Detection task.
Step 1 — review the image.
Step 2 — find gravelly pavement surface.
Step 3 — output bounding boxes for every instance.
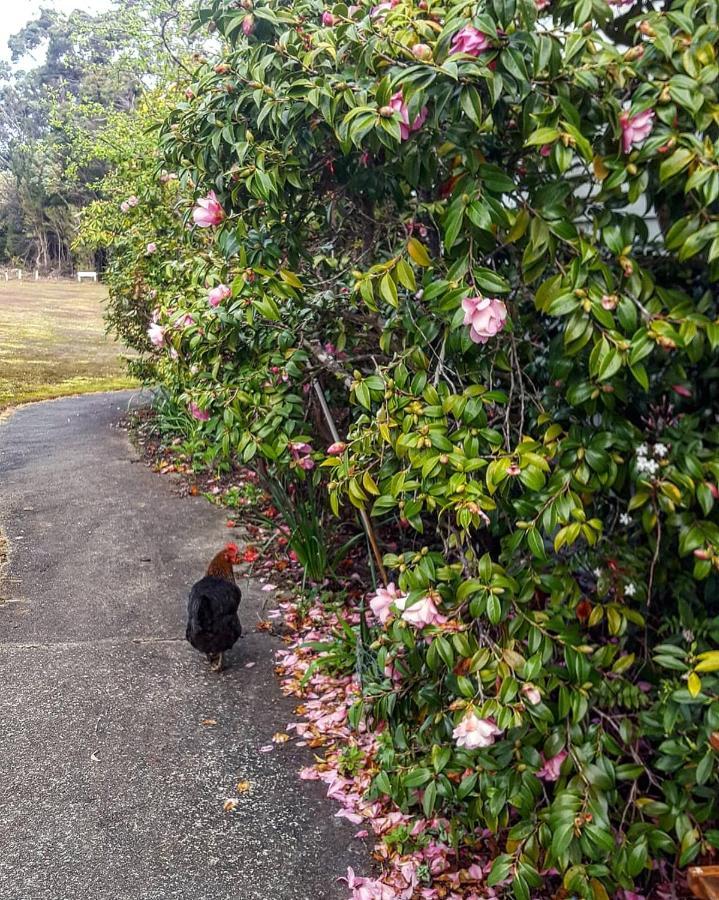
[0,391,361,900]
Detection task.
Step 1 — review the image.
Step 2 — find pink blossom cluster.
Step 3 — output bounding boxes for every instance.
[147,322,166,347]
[369,583,446,628]
[388,91,428,142]
[289,440,315,470]
[120,195,139,213]
[619,107,654,154]
[450,26,491,56]
[208,283,231,307]
[192,190,225,227]
[461,296,508,344]
[189,402,210,421]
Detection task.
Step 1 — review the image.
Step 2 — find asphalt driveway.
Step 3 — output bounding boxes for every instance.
[0,391,359,900]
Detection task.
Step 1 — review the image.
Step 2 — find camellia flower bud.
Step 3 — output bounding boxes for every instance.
[638,19,655,36]
[624,45,644,62]
[412,43,433,60]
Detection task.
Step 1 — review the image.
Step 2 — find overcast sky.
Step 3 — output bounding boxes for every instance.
[1,0,113,61]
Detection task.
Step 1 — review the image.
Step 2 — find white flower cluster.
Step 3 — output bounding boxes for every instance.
[635,441,668,476]
[636,455,659,475]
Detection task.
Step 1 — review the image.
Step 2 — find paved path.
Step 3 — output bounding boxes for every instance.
[0,392,360,900]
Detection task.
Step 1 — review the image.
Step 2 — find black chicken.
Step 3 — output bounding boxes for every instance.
[186,543,242,672]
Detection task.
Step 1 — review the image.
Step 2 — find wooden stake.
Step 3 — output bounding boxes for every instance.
[311,379,388,586]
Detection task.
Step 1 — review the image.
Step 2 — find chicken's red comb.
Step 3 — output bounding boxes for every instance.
[225,542,240,553]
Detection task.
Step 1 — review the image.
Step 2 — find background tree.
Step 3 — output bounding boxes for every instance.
[0,0,197,272]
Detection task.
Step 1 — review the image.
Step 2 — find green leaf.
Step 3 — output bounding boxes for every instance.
[422,779,437,816]
[473,268,511,293]
[379,273,398,307]
[403,767,432,788]
[525,126,561,147]
[460,86,483,126]
[487,855,513,887]
[659,147,694,183]
[407,237,431,266]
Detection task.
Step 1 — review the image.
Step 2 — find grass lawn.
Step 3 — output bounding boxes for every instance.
[0,280,138,411]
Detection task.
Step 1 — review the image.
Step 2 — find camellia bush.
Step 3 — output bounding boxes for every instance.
[76,91,197,386]
[84,0,719,895]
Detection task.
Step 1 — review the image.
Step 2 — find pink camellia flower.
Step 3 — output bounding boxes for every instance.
[461,296,508,344]
[619,108,654,154]
[127,195,139,207]
[242,14,255,35]
[452,711,502,749]
[395,593,446,627]
[189,402,210,421]
[539,144,552,157]
[327,441,347,455]
[450,25,491,56]
[147,322,165,347]
[388,90,428,142]
[208,283,231,307]
[536,749,568,781]
[289,441,315,470]
[322,10,337,25]
[120,201,130,213]
[536,0,550,8]
[369,583,407,624]
[146,242,157,255]
[192,190,225,227]
[521,683,542,705]
[181,314,195,327]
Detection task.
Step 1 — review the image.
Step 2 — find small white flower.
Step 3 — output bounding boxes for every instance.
[636,443,649,456]
[682,628,694,643]
[619,513,631,526]
[593,567,602,579]
[636,456,659,476]
[625,583,636,597]
[653,442,668,458]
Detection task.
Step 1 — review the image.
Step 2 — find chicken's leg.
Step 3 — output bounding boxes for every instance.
[209,652,224,672]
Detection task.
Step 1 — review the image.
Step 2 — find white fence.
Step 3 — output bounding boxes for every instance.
[0,270,100,283]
